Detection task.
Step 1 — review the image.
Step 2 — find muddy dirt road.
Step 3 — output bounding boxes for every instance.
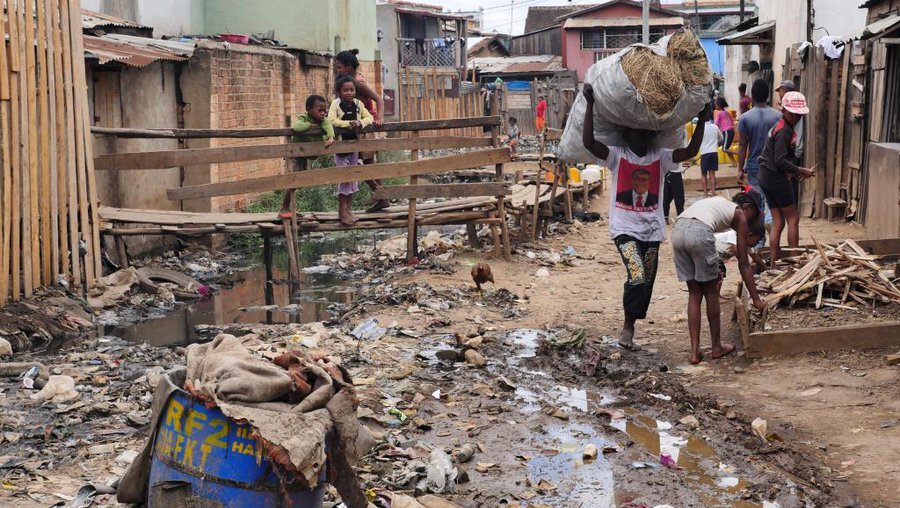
[1,186,895,507]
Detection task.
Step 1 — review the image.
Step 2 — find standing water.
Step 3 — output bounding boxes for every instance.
[103,232,378,346]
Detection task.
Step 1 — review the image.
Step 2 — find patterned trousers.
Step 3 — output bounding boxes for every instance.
[614,235,660,320]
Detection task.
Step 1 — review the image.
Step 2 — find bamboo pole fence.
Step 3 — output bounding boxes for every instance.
[1,0,100,304]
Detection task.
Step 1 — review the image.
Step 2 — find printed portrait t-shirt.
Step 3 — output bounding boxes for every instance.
[601,146,677,242]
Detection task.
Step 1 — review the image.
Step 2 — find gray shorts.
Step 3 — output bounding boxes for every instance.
[672,218,719,283]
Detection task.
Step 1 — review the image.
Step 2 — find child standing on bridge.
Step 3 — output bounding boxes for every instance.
[329,76,374,226]
[280,95,335,219]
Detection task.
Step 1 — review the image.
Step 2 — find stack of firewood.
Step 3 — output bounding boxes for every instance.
[758,239,900,309]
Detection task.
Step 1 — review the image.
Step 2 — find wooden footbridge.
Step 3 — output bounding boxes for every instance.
[93,112,598,276]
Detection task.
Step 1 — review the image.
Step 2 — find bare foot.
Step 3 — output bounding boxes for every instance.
[278,210,293,220]
[689,352,704,365]
[618,327,642,351]
[711,343,736,359]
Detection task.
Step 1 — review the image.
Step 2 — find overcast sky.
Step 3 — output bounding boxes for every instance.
[426,0,682,36]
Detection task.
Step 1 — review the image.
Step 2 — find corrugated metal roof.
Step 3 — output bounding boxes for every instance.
[468,55,563,74]
[82,9,151,30]
[716,20,775,45]
[862,14,900,38]
[83,34,193,67]
[395,7,469,20]
[563,16,684,28]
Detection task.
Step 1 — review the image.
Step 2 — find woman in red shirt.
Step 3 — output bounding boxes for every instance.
[535,95,547,132]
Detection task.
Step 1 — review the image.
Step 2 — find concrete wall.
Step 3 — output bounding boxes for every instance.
[377,2,400,118]
[722,44,760,110]
[82,0,202,36]
[202,0,377,60]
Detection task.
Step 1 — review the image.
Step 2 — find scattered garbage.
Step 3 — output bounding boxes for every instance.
[679,415,700,429]
[535,268,550,278]
[464,349,486,367]
[0,338,12,356]
[425,449,457,493]
[352,318,387,341]
[30,375,79,403]
[751,418,769,442]
[456,443,478,463]
[583,444,598,460]
[302,265,331,274]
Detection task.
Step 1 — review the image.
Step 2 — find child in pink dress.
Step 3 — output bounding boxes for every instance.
[328,76,374,225]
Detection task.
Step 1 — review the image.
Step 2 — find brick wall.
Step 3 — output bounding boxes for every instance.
[197,45,377,211]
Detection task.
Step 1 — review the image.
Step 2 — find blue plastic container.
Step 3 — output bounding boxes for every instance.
[148,390,326,508]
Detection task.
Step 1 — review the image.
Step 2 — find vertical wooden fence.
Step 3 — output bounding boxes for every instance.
[785,42,866,221]
[399,67,482,138]
[0,0,101,304]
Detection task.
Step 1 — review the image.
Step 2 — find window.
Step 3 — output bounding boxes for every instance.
[580,27,665,50]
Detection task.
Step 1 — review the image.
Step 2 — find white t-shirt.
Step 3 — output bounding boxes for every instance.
[715,230,737,259]
[700,122,723,155]
[680,196,737,232]
[602,146,677,242]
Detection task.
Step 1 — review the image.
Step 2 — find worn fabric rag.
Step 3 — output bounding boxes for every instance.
[117,334,369,508]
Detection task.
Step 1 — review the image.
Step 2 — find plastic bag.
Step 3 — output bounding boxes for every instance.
[558,33,712,163]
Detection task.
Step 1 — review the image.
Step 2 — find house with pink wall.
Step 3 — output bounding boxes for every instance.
[559,1,685,81]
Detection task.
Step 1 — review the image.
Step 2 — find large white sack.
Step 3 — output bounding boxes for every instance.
[558,33,713,164]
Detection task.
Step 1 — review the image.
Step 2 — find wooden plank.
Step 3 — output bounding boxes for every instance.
[374,183,511,200]
[747,322,900,358]
[36,0,52,286]
[8,0,23,300]
[0,9,11,303]
[60,0,80,289]
[94,136,493,171]
[23,0,39,294]
[407,131,419,262]
[0,2,9,100]
[70,0,101,283]
[169,148,512,201]
[834,47,851,202]
[50,0,67,282]
[91,116,503,139]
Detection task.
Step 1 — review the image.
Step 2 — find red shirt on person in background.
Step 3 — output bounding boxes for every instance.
[739,94,751,114]
[535,98,548,132]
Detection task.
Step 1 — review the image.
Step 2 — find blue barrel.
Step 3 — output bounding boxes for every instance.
[148,390,326,508]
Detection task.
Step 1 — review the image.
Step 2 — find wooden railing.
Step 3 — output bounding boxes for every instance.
[92,115,512,263]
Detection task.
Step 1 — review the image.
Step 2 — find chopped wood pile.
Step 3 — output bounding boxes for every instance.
[758,239,900,310]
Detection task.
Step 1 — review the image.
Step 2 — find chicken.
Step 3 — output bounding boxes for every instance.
[471,262,494,291]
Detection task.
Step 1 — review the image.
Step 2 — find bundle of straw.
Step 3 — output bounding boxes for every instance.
[620,48,684,116]
[668,30,712,87]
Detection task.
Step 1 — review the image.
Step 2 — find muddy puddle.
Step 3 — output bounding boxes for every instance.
[99,232,378,346]
[501,328,778,507]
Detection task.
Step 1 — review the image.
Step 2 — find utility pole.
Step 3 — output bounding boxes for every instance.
[642,0,650,44]
[510,0,514,36]
[739,0,745,23]
[694,0,700,31]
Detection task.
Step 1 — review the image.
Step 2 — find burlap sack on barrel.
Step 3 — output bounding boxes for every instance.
[558,29,713,163]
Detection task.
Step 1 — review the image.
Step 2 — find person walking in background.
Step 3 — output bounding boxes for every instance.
[581,83,710,352]
[280,95,335,219]
[699,116,723,197]
[334,49,390,212]
[737,79,781,190]
[506,116,520,155]
[714,97,737,166]
[758,92,816,267]
[672,189,768,364]
[535,95,547,133]
[738,83,751,114]
[328,76,374,226]
[775,80,805,201]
